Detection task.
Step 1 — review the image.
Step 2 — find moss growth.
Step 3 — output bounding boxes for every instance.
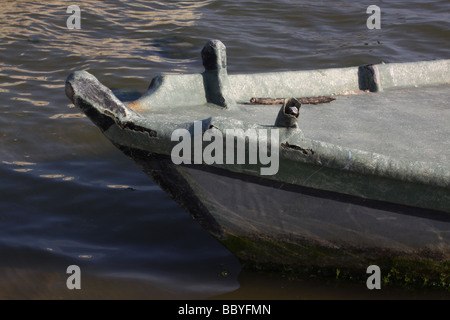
[378,258,450,290]
[221,234,450,291]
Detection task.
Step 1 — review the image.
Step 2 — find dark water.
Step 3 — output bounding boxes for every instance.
[1,0,449,299]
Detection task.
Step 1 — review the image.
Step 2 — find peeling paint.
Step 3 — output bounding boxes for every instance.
[281,142,314,155]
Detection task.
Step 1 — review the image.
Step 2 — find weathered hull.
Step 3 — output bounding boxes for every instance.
[117,146,450,286]
[65,40,450,288]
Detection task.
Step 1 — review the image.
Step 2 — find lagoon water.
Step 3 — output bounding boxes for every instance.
[0,0,449,299]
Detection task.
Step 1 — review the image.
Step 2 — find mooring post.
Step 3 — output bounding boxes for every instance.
[274,98,301,128]
[201,40,236,109]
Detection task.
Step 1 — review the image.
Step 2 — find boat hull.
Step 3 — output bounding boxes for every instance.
[118,145,450,286]
[65,41,450,288]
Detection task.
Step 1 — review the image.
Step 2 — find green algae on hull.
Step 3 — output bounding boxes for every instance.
[221,234,450,291]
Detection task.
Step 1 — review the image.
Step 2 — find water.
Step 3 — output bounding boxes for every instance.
[1,0,449,299]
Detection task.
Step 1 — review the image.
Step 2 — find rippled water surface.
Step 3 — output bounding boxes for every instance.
[1,0,449,299]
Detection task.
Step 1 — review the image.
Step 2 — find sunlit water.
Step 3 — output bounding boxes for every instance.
[1,0,449,299]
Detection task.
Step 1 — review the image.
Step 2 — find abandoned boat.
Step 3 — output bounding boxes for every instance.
[65,40,450,287]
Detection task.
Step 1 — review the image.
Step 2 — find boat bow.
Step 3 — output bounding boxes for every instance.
[64,40,450,288]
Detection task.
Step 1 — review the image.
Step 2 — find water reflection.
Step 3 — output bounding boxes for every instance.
[0,0,211,66]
